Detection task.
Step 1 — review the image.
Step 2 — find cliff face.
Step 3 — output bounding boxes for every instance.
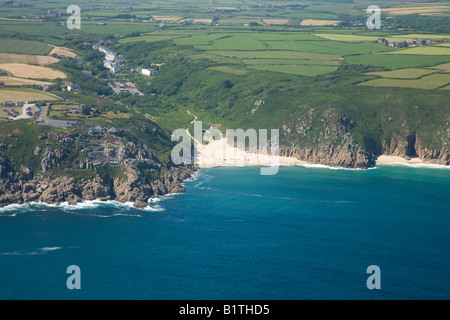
[281,107,374,168]
[0,163,196,209]
[0,139,196,209]
[382,132,449,165]
[280,106,450,167]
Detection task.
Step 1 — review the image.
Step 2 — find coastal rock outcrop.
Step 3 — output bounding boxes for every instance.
[382,132,450,165]
[0,163,196,209]
[0,143,196,209]
[281,107,374,168]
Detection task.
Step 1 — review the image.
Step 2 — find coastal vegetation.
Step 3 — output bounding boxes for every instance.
[0,0,449,207]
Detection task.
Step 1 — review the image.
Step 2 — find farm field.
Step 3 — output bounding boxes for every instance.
[346,54,450,70]
[0,64,66,80]
[0,88,59,103]
[0,39,52,55]
[120,34,185,44]
[315,33,450,43]
[432,63,450,72]
[195,35,268,51]
[367,68,437,79]
[314,34,380,42]
[387,34,450,41]
[262,19,290,26]
[0,53,59,65]
[209,50,338,61]
[79,22,157,35]
[208,66,248,75]
[380,5,450,16]
[300,19,340,26]
[241,58,340,66]
[263,40,394,54]
[387,46,450,56]
[359,73,450,90]
[0,76,54,86]
[49,46,78,58]
[248,64,338,76]
[168,32,395,55]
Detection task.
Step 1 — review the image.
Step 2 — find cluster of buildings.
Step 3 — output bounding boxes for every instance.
[109,81,144,96]
[70,105,91,115]
[93,43,125,74]
[83,126,123,166]
[375,38,434,48]
[63,81,82,93]
[3,101,24,107]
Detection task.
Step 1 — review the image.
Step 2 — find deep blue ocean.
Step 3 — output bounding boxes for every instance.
[0,165,449,300]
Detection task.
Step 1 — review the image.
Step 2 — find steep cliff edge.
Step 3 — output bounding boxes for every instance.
[381,129,449,165]
[0,121,196,209]
[281,107,374,168]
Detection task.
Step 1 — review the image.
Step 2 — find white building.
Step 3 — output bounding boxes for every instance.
[141,68,158,76]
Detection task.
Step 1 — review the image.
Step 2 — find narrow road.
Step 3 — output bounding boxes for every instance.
[185,110,201,144]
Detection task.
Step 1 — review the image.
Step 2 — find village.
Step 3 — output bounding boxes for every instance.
[0,96,131,168]
[375,37,435,48]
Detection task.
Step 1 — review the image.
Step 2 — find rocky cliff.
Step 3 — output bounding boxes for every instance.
[281,107,375,168]
[0,161,196,209]
[280,106,450,167]
[382,132,449,165]
[0,135,196,209]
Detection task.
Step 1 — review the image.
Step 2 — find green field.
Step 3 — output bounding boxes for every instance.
[0,88,59,103]
[432,63,450,72]
[120,34,184,44]
[387,34,450,41]
[314,34,381,42]
[0,39,52,55]
[388,46,450,56]
[368,68,437,79]
[359,73,450,90]
[248,64,338,76]
[346,54,450,70]
[242,58,340,66]
[209,50,338,61]
[80,22,157,35]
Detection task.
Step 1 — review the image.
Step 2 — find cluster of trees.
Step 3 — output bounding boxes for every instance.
[386,14,450,33]
[56,59,112,96]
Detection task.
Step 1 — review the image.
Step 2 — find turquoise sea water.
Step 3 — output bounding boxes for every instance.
[0,166,449,300]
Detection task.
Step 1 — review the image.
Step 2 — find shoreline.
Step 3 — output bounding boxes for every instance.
[194,138,449,169]
[375,155,450,169]
[1,156,448,212]
[0,198,173,213]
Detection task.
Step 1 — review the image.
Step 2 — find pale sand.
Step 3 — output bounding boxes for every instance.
[376,155,427,165]
[376,155,449,168]
[193,137,449,169]
[194,137,310,168]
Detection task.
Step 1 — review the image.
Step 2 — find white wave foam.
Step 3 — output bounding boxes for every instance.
[148,192,183,205]
[39,247,63,252]
[0,247,63,256]
[377,162,450,169]
[0,199,165,215]
[299,164,365,171]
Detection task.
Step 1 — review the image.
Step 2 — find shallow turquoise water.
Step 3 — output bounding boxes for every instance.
[0,166,449,299]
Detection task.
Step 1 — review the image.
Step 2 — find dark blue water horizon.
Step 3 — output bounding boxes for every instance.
[1,165,449,300]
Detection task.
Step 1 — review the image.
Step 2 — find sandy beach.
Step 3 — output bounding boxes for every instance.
[193,136,448,169]
[194,137,310,168]
[376,155,426,165]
